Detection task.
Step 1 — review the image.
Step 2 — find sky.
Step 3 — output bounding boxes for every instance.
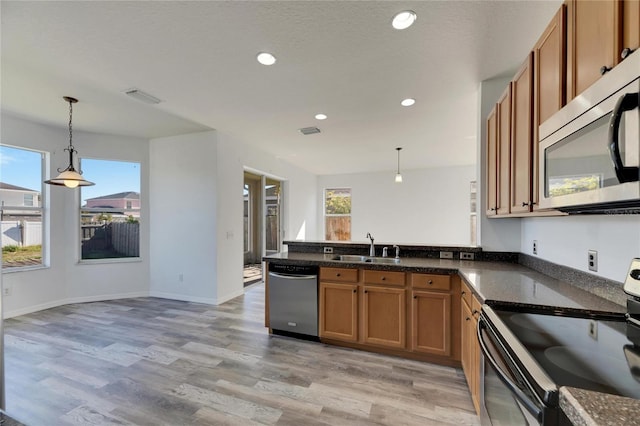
[1,145,140,204]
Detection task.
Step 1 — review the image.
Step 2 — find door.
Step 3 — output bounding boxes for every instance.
[497,85,512,215]
[486,107,498,215]
[319,282,358,342]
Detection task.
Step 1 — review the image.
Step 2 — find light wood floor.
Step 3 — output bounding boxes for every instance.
[4,284,479,426]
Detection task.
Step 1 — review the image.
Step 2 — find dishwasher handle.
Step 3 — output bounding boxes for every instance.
[268,272,318,280]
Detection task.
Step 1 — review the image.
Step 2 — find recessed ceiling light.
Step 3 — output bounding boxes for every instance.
[315,113,327,120]
[401,98,416,107]
[392,11,417,30]
[256,52,276,66]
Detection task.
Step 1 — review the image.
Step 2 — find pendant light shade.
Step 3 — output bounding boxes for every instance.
[45,96,94,188]
[395,147,403,183]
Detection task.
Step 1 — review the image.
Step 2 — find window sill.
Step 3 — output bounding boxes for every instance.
[2,264,49,274]
[78,257,143,266]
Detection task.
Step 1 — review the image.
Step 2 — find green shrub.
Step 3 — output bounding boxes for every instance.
[3,245,19,253]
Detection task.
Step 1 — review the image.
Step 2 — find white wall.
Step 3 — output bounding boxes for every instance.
[149,130,318,305]
[317,166,476,245]
[1,113,150,318]
[521,216,640,283]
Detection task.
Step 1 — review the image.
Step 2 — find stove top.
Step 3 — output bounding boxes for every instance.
[495,309,640,399]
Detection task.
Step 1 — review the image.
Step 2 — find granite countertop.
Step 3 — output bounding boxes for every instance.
[560,387,640,426]
[264,252,625,313]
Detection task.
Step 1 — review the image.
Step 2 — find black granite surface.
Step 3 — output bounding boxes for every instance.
[264,252,626,313]
[560,387,640,426]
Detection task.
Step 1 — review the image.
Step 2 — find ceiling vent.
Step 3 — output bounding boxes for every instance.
[124,88,162,104]
[299,127,321,135]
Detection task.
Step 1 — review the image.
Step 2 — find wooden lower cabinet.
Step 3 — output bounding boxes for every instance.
[362,286,406,349]
[319,282,358,342]
[411,290,451,356]
[318,267,460,367]
[461,284,481,415]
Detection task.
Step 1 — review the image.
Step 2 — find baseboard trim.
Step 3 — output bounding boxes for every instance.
[4,291,150,319]
[148,291,218,305]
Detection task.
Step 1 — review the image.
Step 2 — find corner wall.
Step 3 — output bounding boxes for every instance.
[1,113,150,318]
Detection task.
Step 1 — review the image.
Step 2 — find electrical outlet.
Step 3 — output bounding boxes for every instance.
[533,240,538,255]
[588,320,598,340]
[588,250,598,272]
[2,286,12,297]
[440,251,453,259]
[323,247,334,254]
[460,252,475,260]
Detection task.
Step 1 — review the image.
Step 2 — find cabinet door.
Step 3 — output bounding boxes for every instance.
[510,54,534,214]
[362,286,406,349]
[567,0,621,100]
[411,290,451,356]
[623,0,640,58]
[497,85,512,215]
[535,5,566,127]
[319,282,358,342]
[461,299,480,415]
[486,106,498,216]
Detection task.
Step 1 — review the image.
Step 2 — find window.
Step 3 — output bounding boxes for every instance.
[0,145,45,270]
[324,188,351,241]
[80,159,141,260]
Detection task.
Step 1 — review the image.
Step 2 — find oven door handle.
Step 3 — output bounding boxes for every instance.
[477,317,544,423]
[608,91,639,183]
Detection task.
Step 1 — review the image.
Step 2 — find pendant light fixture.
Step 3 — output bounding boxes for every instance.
[45,96,94,188]
[395,147,403,183]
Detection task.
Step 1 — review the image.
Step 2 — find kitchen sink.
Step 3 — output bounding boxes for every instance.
[331,255,400,264]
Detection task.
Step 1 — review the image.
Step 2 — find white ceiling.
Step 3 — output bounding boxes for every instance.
[1,0,562,175]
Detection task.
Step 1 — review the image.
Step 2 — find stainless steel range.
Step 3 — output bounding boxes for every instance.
[478,259,640,425]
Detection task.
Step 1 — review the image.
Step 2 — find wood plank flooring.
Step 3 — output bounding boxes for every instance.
[4,284,479,425]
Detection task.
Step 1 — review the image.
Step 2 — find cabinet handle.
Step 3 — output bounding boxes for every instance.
[621,47,635,60]
[472,309,479,316]
[521,201,531,207]
[413,295,417,299]
[489,207,497,212]
[336,273,341,277]
[600,65,612,75]
[465,317,471,321]
[461,291,466,295]
[364,290,368,294]
[381,277,386,281]
[353,289,357,293]
[428,280,433,285]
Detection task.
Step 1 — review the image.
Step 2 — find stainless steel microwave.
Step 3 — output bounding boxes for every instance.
[539,50,640,213]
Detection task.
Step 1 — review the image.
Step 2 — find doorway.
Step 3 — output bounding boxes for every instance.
[243,171,283,286]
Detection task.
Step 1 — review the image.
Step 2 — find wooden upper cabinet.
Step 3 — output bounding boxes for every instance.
[535,5,566,127]
[510,54,534,214]
[497,85,512,215]
[566,0,622,100]
[486,107,498,216]
[622,0,640,58]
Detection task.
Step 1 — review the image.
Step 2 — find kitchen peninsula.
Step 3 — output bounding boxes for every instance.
[264,241,638,426]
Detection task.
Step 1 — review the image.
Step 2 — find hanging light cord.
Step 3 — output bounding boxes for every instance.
[396,147,402,174]
[59,96,83,175]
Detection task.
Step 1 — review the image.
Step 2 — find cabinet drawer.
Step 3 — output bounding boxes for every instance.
[472,296,482,317]
[411,273,451,291]
[320,267,359,283]
[363,269,405,286]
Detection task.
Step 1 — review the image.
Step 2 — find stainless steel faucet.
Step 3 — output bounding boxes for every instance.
[393,245,400,259]
[382,247,388,258]
[366,232,375,256]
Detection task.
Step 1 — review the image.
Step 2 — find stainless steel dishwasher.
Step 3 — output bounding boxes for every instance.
[267,263,318,337]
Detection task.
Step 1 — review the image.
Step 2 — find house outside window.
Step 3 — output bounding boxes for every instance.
[0,145,46,270]
[80,159,141,261]
[324,188,351,241]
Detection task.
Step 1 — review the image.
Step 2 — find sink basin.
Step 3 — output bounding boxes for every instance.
[367,257,401,264]
[331,255,400,264]
[332,255,368,262]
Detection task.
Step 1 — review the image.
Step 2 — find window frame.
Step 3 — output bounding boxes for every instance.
[324,187,352,241]
[1,144,48,273]
[78,157,142,264]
